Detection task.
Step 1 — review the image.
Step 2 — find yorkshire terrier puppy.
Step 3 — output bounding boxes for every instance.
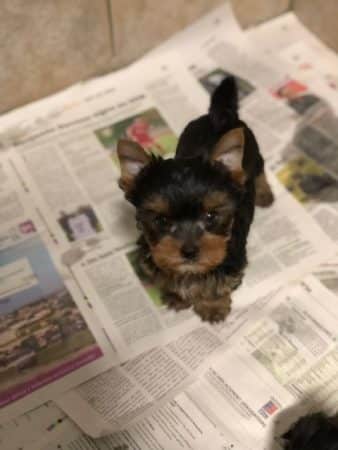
[282,412,338,449]
[117,76,273,323]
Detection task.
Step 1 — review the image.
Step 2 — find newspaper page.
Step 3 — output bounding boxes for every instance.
[312,254,338,295]
[0,401,67,450]
[25,392,229,450]
[0,84,83,153]
[55,242,230,435]
[0,155,117,423]
[246,11,338,90]
[187,275,338,450]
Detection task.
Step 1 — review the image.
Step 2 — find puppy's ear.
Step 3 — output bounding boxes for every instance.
[211,127,245,185]
[117,139,151,193]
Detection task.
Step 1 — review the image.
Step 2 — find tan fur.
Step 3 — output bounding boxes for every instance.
[255,172,274,207]
[203,191,229,210]
[212,128,246,185]
[150,236,183,273]
[143,195,170,214]
[150,232,229,275]
[198,232,229,271]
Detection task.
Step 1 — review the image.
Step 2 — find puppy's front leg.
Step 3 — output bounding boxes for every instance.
[163,291,192,311]
[194,295,232,323]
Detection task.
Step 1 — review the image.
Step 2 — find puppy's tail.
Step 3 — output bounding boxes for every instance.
[209,76,239,132]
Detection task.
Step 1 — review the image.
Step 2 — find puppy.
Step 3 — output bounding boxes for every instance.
[117,76,273,322]
[282,412,338,449]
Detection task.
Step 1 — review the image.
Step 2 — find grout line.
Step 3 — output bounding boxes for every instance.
[106,0,116,58]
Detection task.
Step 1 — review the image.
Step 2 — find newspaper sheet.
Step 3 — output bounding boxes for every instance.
[0,156,117,422]
[0,401,67,450]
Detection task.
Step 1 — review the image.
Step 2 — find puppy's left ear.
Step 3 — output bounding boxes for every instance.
[211,127,245,185]
[117,139,151,194]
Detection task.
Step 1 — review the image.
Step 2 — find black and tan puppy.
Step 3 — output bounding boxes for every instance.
[117,76,273,322]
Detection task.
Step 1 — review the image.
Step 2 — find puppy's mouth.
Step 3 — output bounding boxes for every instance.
[150,235,229,275]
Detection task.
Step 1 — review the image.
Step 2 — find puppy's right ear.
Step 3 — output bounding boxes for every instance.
[117,139,151,194]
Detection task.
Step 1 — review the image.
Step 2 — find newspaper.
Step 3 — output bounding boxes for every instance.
[0,156,117,422]
[1,1,338,447]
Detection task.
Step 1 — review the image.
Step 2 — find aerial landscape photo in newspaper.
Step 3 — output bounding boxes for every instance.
[0,224,102,407]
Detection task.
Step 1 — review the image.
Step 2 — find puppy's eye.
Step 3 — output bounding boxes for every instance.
[205,211,218,225]
[155,215,169,228]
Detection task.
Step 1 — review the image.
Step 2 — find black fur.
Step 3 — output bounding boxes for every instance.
[129,77,264,277]
[282,413,338,450]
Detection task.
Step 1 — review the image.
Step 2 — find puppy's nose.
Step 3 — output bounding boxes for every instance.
[181,244,199,260]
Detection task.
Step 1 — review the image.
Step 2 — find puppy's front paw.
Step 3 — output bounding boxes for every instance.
[194,299,231,323]
[163,293,191,311]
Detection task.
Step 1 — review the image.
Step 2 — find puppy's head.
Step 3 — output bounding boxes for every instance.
[117,128,245,275]
[282,413,338,450]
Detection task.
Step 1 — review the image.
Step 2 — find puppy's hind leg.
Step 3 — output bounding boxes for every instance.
[255,171,274,207]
